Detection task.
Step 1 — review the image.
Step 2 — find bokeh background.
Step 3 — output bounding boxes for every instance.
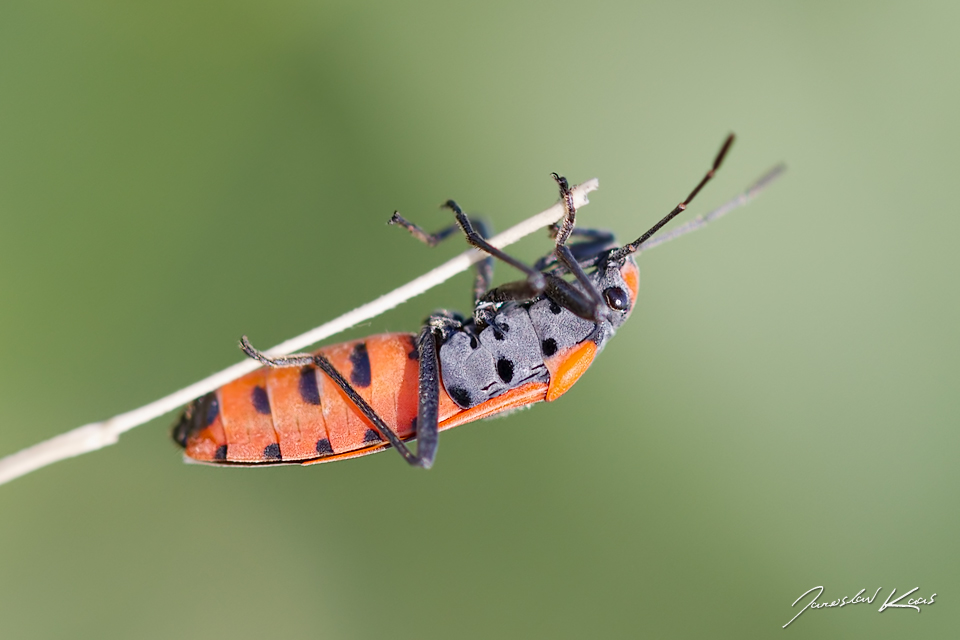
[1,1,958,638]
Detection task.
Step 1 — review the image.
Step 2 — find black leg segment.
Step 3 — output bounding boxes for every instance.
[442,200,546,293]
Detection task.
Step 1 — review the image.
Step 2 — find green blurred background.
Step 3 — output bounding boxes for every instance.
[1,1,958,638]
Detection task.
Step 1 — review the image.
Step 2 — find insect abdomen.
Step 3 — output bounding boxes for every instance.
[174,333,420,464]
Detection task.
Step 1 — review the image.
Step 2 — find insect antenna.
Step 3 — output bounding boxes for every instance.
[629,163,786,254]
[608,133,734,263]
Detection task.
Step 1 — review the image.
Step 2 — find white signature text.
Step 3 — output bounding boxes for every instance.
[783,586,936,628]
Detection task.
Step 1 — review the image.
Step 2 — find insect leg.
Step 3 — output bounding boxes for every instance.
[238,339,315,368]
[479,273,603,322]
[389,212,494,304]
[442,200,546,294]
[410,325,440,468]
[240,333,441,468]
[386,214,459,247]
[548,174,609,322]
[549,173,579,247]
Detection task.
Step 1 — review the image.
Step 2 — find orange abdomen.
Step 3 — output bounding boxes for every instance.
[178,333,421,464]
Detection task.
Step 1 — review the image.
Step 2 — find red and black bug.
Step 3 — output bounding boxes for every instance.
[173,135,742,468]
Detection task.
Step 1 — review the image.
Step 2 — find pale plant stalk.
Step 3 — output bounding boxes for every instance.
[0,166,783,487]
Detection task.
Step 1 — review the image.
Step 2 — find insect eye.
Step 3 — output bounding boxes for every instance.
[603,286,629,311]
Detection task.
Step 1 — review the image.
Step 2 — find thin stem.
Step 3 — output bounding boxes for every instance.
[0,179,599,486]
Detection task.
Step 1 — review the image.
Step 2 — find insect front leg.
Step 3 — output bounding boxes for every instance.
[479,273,605,322]
[548,174,609,322]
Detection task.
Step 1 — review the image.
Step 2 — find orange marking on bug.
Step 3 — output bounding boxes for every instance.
[218,369,279,462]
[184,416,226,461]
[621,261,639,305]
[265,365,327,461]
[368,334,420,440]
[317,339,377,453]
[303,333,418,456]
[544,340,597,402]
[393,334,422,438]
[362,339,397,436]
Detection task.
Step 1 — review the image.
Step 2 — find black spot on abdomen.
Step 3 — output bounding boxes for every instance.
[448,386,473,408]
[349,342,372,387]
[263,443,281,460]
[363,428,382,443]
[497,357,514,383]
[204,394,219,425]
[298,366,321,405]
[252,386,271,414]
[316,438,333,455]
[542,338,558,357]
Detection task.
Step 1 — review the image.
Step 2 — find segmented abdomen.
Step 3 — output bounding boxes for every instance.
[173,333,421,464]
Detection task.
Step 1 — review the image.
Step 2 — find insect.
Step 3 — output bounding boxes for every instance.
[173,135,742,468]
